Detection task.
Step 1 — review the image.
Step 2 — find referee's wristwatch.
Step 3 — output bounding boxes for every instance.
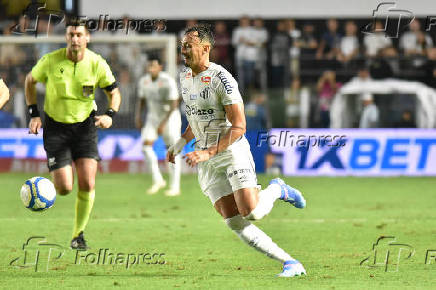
[105,108,116,118]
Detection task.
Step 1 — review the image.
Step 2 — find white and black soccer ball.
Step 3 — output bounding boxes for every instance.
[20,177,56,211]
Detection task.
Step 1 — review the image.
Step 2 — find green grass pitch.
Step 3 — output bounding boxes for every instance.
[1,173,436,289]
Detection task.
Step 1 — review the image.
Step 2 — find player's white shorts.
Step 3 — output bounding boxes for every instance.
[197,137,258,204]
[141,111,181,145]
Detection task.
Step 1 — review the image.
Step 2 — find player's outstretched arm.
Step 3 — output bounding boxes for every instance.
[167,125,194,164]
[0,79,10,109]
[95,87,122,129]
[25,73,42,135]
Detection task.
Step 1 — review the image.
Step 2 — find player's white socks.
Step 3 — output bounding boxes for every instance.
[245,184,282,220]
[225,215,293,263]
[168,154,181,191]
[142,145,164,184]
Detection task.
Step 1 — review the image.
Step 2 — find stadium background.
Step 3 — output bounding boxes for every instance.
[1,1,436,289]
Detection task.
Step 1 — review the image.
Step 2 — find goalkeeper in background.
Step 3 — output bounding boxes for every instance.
[135,57,182,196]
[24,21,121,249]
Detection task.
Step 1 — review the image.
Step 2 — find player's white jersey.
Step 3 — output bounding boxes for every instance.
[137,71,178,121]
[180,62,245,150]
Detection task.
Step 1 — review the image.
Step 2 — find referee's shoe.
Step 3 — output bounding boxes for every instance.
[71,231,88,250]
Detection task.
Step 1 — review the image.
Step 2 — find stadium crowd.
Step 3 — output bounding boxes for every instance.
[1,15,435,129]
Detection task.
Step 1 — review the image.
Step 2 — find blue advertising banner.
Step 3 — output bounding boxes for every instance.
[267,129,436,176]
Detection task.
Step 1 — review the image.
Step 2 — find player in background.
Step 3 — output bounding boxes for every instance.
[135,58,182,196]
[25,21,121,249]
[0,78,10,109]
[167,24,307,277]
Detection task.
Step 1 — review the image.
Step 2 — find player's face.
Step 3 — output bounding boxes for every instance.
[180,32,207,68]
[148,60,162,78]
[66,26,89,53]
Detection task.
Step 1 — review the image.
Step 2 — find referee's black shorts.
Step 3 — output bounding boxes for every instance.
[43,112,100,172]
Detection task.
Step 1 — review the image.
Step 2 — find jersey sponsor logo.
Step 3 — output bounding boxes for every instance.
[82,86,94,97]
[228,168,252,178]
[217,71,233,94]
[185,104,214,116]
[190,94,197,100]
[200,87,210,99]
[201,76,211,83]
[48,157,56,167]
[186,72,192,79]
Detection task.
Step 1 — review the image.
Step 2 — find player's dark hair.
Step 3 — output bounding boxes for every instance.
[185,24,215,47]
[66,16,89,33]
[148,54,162,64]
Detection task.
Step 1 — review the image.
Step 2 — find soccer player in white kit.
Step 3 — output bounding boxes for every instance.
[136,58,182,196]
[167,25,307,277]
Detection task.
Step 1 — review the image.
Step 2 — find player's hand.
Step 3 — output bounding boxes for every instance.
[183,150,211,168]
[166,150,176,164]
[94,115,113,129]
[28,117,42,135]
[166,138,187,164]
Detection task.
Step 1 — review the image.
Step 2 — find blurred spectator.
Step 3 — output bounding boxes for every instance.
[316,19,341,60]
[286,19,301,77]
[285,78,301,127]
[423,47,436,88]
[363,20,392,57]
[298,23,318,57]
[338,20,359,64]
[245,92,269,131]
[400,19,433,56]
[369,48,395,79]
[270,20,291,88]
[359,93,379,128]
[316,70,341,127]
[210,21,231,70]
[252,18,268,93]
[232,16,252,94]
[395,110,416,128]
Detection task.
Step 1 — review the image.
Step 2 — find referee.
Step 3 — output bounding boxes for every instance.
[25,21,121,249]
[0,78,10,109]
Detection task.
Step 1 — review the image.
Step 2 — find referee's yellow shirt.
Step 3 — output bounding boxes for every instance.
[31,48,116,123]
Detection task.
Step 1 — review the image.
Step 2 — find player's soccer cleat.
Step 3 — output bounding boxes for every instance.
[146,180,166,195]
[269,178,306,208]
[71,231,88,250]
[277,260,306,277]
[164,189,180,197]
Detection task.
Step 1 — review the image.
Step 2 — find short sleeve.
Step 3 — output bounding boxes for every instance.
[214,71,243,106]
[31,54,49,83]
[97,56,116,89]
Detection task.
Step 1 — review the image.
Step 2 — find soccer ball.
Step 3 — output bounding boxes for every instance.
[20,177,56,211]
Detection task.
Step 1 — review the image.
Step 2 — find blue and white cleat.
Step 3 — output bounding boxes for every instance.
[277,260,307,277]
[269,178,306,209]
